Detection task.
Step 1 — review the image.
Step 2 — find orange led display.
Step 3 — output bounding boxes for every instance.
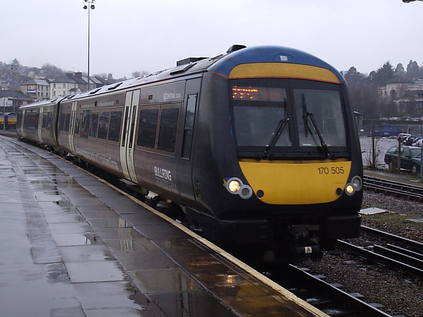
[232,87,260,100]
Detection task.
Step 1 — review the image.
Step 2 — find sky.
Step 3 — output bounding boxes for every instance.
[1,0,423,78]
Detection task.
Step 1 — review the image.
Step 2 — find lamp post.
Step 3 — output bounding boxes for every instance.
[83,0,95,92]
[402,0,423,2]
[2,97,6,130]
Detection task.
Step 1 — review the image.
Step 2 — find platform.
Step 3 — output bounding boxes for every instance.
[0,135,327,317]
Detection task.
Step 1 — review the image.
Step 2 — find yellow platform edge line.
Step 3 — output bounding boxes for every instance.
[5,136,329,317]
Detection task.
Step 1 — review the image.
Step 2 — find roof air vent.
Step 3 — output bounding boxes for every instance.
[227,45,247,54]
[176,57,207,66]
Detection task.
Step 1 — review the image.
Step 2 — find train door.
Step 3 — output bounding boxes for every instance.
[38,107,43,142]
[19,109,25,137]
[69,101,78,153]
[120,90,140,183]
[177,78,201,200]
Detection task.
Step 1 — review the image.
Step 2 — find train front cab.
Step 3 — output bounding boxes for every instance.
[193,56,363,255]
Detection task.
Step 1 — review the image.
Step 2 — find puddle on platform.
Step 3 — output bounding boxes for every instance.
[34,191,62,202]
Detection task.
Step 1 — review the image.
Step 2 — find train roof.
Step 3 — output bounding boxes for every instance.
[23,45,345,106]
[70,45,343,100]
[19,97,65,110]
[208,45,344,81]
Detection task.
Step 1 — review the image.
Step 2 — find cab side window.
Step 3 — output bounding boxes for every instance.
[181,94,197,158]
[157,108,179,152]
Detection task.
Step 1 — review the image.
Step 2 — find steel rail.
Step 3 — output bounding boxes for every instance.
[373,245,423,269]
[361,225,423,251]
[386,244,423,260]
[363,175,423,200]
[287,264,393,317]
[337,240,423,277]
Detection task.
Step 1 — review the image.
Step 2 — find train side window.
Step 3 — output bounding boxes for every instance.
[63,113,71,132]
[98,112,110,139]
[137,109,158,148]
[121,108,129,147]
[157,108,179,152]
[89,112,99,137]
[80,110,90,138]
[46,112,52,128]
[58,113,64,131]
[75,112,81,134]
[42,112,48,128]
[182,94,197,158]
[108,111,122,141]
[26,110,39,129]
[17,112,22,128]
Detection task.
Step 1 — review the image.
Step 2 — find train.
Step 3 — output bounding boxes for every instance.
[17,45,363,258]
[0,112,17,130]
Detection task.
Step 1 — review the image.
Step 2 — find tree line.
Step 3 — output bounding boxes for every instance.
[343,60,423,118]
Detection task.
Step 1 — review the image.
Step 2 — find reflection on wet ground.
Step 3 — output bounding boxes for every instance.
[0,139,144,317]
[0,136,322,317]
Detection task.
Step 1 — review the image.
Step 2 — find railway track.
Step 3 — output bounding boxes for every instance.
[281,226,423,316]
[337,226,423,278]
[361,225,423,251]
[363,175,423,200]
[337,240,423,277]
[274,264,393,317]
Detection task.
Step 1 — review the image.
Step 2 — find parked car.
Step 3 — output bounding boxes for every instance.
[397,133,411,143]
[403,135,418,146]
[384,145,422,174]
[412,137,423,147]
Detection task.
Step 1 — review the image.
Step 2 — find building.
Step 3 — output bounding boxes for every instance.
[0,90,33,113]
[49,76,78,98]
[20,79,50,100]
[377,79,413,100]
[378,78,423,114]
[66,72,106,92]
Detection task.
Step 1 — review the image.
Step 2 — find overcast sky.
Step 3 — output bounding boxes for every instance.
[1,0,422,78]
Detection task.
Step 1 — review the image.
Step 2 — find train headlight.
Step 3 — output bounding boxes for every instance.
[226,177,242,194]
[224,177,253,199]
[345,184,355,196]
[351,176,362,191]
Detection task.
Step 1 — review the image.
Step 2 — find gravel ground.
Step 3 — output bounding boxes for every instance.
[300,190,423,317]
[361,191,423,243]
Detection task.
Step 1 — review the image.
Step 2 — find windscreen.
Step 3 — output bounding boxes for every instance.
[294,89,346,147]
[232,86,291,147]
[231,80,347,157]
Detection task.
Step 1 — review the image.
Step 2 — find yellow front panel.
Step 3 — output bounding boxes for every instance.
[229,63,341,84]
[239,160,351,205]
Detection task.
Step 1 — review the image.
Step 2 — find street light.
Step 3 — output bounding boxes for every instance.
[403,0,423,2]
[83,0,95,92]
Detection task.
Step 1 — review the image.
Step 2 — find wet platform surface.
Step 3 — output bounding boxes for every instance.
[0,136,325,317]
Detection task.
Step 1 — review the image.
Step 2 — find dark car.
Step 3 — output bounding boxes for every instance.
[384,145,422,173]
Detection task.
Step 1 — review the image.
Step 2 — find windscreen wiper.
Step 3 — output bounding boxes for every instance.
[302,94,334,159]
[262,116,290,159]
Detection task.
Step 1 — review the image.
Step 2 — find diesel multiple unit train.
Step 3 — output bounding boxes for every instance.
[17,45,363,256]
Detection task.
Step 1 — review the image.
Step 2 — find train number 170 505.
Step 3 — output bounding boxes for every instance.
[317,166,345,175]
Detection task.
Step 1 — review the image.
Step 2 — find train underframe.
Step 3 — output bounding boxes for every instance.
[183,206,361,261]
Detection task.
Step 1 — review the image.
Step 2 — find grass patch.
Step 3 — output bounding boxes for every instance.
[367,212,421,226]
